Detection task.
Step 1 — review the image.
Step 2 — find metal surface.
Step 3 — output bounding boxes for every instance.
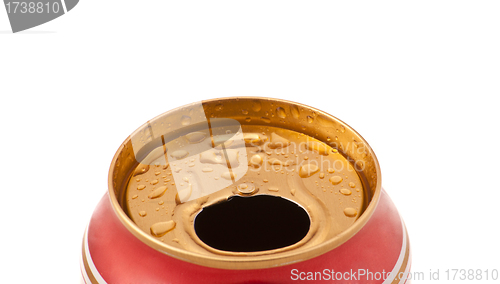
[107,97,382,270]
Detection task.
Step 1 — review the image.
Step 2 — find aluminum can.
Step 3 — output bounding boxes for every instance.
[81,97,411,284]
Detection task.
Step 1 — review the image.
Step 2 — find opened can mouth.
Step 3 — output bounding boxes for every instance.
[107,97,381,270]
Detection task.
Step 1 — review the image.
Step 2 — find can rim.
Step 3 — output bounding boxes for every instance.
[107,96,382,270]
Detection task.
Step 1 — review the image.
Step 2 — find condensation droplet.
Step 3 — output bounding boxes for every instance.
[340,188,352,196]
[252,101,262,112]
[242,109,249,115]
[344,208,357,217]
[306,141,329,156]
[307,116,314,123]
[330,176,343,185]
[148,186,168,199]
[299,164,319,178]
[150,220,176,237]
[137,185,146,190]
[221,172,236,180]
[276,107,286,119]
[133,164,150,176]
[249,154,263,167]
[171,150,189,159]
[261,117,271,123]
[290,105,300,119]
[349,182,356,188]
[181,115,192,126]
[269,132,290,149]
[139,211,147,217]
[185,132,207,143]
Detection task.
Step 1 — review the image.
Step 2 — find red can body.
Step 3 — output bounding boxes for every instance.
[81,189,410,283]
[81,98,411,284]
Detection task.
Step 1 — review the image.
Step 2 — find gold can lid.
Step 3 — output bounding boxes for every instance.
[108,97,381,269]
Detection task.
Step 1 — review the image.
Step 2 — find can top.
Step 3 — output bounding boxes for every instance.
[108,97,382,270]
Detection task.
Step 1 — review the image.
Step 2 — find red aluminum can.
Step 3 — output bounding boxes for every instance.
[81,97,411,283]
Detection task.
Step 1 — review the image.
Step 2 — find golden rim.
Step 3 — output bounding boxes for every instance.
[107,97,382,270]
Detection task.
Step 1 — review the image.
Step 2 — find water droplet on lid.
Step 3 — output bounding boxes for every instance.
[267,158,291,167]
[202,167,213,172]
[307,116,314,123]
[349,182,356,188]
[139,211,147,217]
[221,172,236,180]
[185,132,207,143]
[243,133,267,146]
[175,184,192,204]
[181,115,192,126]
[299,164,319,178]
[261,117,271,123]
[249,154,263,167]
[151,179,159,185]
[245,117,252,122]
[159,200,164,205]
[252,101,262,112]
[340,188,352,195]
[268,187,279,192]
[171,150,189,159]
[269,132,290,149]
[148,186,168,199]
[276,107,286,119]
[263,179,269,183]
[290,105,300,119]
[328,168,335,173]
[133,164,150,176]
[344,208,357,217]
[329,176,343,185]
[319,173,325,179]
[150,220,176,237]
[137,185,146,190]
[306,141,329,156]
[242,109,249,115]
[132,195,138,199]
[155,172,161,176]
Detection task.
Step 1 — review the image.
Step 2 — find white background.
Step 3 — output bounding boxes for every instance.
[1,1,499,283]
